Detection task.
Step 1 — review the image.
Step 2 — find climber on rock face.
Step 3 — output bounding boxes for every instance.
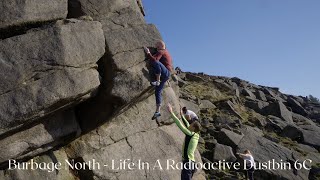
[167,103,201,180]
[144,40,173,120]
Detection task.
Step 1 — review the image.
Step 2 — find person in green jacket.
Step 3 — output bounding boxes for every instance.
[167,103,201,180]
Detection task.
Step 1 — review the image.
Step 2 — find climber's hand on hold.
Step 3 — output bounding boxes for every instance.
[167,103,173,114]
[144,47,150,54]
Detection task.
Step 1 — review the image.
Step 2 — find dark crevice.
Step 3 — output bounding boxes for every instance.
[136,0,146,16]
[74,45,159,133]
[0,20,58,40]
[0,89,94,139]
[47,151,60,175]
[0,131,79,170]
[125,137,133,150]
[44,62,96,69]
[74,36,148,132]
[68,157,95,180]
[67,0,86,18]
[110,19,126,28]
[74,53,117,133]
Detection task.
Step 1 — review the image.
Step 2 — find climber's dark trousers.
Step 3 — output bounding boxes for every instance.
[181,160,196,180]
[245,167,254,180]
[150,61,170,105]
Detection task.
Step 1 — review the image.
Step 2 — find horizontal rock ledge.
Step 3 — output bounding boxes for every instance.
[0,0,68,30]
[0,109,80,166]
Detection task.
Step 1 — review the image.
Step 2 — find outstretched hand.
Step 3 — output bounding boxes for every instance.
[236,153,244,157]
[167,103,173,114]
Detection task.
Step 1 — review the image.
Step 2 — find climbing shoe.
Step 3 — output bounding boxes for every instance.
[151,81,160,86]
[152,112,161,120]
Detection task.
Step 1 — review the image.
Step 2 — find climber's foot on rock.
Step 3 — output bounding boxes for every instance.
[151,81,160,86]
[152,112,161,120]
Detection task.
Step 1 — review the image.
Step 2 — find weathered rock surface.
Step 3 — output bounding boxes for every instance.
[287,96,308,116]
[104,25,162,105]
[68,0,146,34]
[255,90,268,101]
[213,79,235,92]
[72,126,182,180]
[199,100,216,109]
[0,149,74,180]
[292,113,320,149]
[67,0,154,128]
[77,22,163,127]
[177,77,188,87]
[0,0,67,30]
[281,124,303,141]
[214,115,238,128]
[238,126,309,180]
[68,0,143,20]
[300,125,320,149]
[265,115,289,133]
[219,100,244,120]
[65,87,204,179]
[185,73,204,82]
[0,20,105,135]
[245,99,269,113]
[213,143,237,162]
[0,110,80,165]
[216,128,244,149]
[242,88,256,99]
[263,88,284,102]
[178,71,320,179]
[262,101,293,123]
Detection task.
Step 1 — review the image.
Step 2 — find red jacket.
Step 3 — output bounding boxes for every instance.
[147,49,173,72]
